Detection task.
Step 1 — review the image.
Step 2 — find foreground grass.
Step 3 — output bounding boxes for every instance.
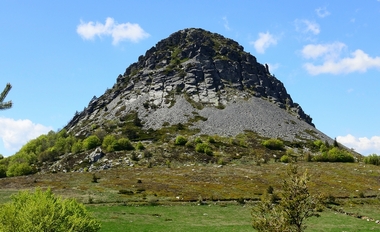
[87,203,380,232]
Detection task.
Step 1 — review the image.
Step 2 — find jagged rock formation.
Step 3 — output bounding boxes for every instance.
[65,28,332,143]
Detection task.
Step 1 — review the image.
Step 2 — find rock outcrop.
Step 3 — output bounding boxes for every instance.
[65,28,331,143]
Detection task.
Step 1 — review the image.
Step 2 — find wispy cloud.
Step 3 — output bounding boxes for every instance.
[315,7,331,18]
[337,134,380,155]
[250,32,278,54]
[295,19,320,35]
[77,17,150,45]
[0,117,52,155]
[222,16,231,30]
[302,42,380,75]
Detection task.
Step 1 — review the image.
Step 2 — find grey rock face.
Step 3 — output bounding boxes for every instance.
[65,28,323,142]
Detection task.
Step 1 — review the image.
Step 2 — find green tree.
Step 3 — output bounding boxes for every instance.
[102,134,117,152]
[0,83,12,110]
[0,165,7,178]
[115,138,134,151]
[252,164,322,232]
[83,135,101,150]
[0,188,101,232]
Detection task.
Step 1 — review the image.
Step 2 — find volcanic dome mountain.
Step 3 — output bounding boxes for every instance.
[65,28,333,144]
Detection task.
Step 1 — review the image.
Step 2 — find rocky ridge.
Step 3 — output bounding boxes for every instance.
[65,28,331,144]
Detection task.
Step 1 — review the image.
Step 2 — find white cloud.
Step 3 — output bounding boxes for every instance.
[250,32,278,54]
[267,63,280,73]
[315,7,331,18]
[302,42,380,75]
[295,19,320,35]
[222,16,231,30]
[337,134,380,155]
[77,17,150,45]
[301,42,346,60]
[0,117,52,155]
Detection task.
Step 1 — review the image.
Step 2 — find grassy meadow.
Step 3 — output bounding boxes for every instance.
[1,162,380,231]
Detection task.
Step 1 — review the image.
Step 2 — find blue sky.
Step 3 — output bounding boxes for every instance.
[1,1,380,157]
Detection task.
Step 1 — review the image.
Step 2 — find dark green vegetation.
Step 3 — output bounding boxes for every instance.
[0,83,12,110]
[0,113,359,178]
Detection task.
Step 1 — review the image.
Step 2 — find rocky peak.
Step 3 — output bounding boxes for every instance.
[65,28,316,140]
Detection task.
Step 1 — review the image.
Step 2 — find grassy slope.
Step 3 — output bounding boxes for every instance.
[1,162,380,231]
[0,162,379,204]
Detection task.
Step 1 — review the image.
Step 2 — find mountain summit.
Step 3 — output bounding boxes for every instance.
[65,28,331,144]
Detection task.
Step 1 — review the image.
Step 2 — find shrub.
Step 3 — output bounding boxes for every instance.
[115,138,134,151]
[262,138,284,150]
[83,135,101,150]
[174,135,188,145]
[0,188,101,231]
[195,143,213,155]
[280,155,290,163]
[0,165,7,178]
[204,147,214,156]
[71,140,83,153]
[136,141,145,150]
[364,154,380,166]
[6,162,35,177]
[252,165,322,232]
[194,137,203,144]
[207,136,216,143]
[102,135,117,152]
[313,147,355,163]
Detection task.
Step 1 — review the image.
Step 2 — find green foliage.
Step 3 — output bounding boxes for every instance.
[262,138,284,150]
[174,135,188,145]
[313,147,355,163]
[364,154,380,166]
[102,135,117,152]
[83,135,101,150]
[0,83,12,110]
[71,140,83,154]
[136,141,145,150]
[0,188,101,232]
[194,137,203,144]
[207,136,216,144]
[252,165,322,232]
[280,155,290,163]
[6,162,35,177]
[0,165,7,178]
[115,138,134,151]
[195,143,213,155]
[313,140,324,148]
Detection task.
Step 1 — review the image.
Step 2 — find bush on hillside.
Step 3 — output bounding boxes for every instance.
[280,155,290,163]
[115,138,134,151]
[6,162,36,177]
[71,140,83,154]
[364,154,380,166]
[136,141,145,150]
[83,135,101,150]
[262,138,284,150]
[0,188,101,231]
[175,135,188,145]
[0,165,7,178]
[313,147,355,163]
[102,134,117,152]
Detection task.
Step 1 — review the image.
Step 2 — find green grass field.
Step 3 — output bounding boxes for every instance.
[87,203,380,232]
[1,162,380,231]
